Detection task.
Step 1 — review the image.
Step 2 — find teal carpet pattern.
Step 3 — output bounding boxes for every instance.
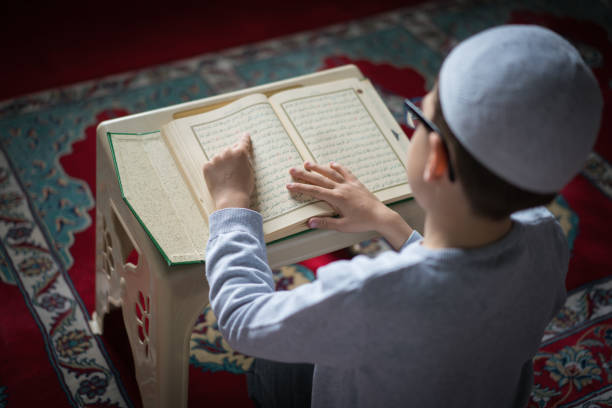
[1,1,611,406]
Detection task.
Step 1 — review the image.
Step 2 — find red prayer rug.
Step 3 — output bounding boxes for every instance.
[1,1,611,407]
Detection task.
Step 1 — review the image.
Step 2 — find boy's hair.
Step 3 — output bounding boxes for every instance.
[432,90,557,220]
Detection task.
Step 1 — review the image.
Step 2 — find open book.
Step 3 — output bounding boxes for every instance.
[108,77,411,265]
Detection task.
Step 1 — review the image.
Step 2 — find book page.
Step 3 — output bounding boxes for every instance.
[165,94,330,237]
[270,78,411,203]
[360,79,411,153]
[109,132,208,264]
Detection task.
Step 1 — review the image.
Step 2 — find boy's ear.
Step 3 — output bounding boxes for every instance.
[423,132,450,182]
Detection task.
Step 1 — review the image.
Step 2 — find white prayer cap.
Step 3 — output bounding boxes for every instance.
[438,25,603,193]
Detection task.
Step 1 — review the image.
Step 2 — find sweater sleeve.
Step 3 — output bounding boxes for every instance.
[205,208,399,366]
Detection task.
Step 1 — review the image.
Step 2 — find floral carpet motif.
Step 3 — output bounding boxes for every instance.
[0,149,131,406]
[532,277,612,407]
[0,0,610,406]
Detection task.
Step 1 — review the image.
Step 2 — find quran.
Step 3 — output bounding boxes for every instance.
[107,77,411,265]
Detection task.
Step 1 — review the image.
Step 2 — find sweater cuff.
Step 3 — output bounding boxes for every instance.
[209,207,264,238]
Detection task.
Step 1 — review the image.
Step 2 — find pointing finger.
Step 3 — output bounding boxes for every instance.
[241,133,253,153]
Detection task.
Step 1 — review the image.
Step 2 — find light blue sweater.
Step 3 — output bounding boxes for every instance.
[205,207,567,407]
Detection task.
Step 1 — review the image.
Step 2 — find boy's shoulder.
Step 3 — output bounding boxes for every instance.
[511,205,568,252]
[391,206,566,275]
[317,206,566,294]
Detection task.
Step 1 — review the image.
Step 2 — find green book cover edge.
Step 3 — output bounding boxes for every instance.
[107,131,204,267]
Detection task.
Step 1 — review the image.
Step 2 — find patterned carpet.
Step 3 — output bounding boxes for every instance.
[1,0,611,407]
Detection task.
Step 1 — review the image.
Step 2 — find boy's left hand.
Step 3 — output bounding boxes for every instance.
[287,161,414,250]
[203,133,255,210]
[287,161,389,233]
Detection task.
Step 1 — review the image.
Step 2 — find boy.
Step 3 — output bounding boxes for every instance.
[202,25,602,407]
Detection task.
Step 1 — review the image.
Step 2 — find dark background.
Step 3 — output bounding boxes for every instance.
[0,0,425,101]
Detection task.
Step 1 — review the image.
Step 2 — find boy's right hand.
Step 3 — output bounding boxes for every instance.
[203,133,255,210]
[287,162,413,250]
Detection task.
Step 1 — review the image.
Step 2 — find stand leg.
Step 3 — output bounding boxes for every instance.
[94,194,208,407]
[90,205,123,335]
[120,259,209,408]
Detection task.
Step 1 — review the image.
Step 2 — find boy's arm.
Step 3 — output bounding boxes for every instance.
[206,208,423,365]
[287,161,414,250]
[206,208,372,364]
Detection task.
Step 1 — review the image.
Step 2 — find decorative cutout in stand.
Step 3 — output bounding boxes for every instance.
[135,290,151,359]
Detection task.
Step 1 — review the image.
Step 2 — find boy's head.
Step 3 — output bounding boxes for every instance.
[427,25,602,219]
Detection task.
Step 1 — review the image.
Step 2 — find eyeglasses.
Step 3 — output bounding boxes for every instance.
[404,98,455,182]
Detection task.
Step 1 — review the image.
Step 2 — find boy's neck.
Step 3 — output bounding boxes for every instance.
[422,209,513,249]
